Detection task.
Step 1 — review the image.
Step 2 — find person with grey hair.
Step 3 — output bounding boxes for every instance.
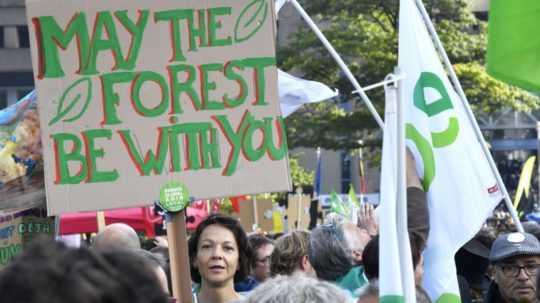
[356,281,432,303]
[242,275,350,303]
[485,232,540,303]
[92,223,141,250]
[309,224,367,298]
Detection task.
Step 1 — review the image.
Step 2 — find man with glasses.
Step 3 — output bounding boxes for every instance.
[235,234,274,293]
[486,232,540,303]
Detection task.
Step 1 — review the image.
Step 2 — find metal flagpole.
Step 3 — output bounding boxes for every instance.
[288,0,384,129]
[392,69,417,303]
[412,0,523,232]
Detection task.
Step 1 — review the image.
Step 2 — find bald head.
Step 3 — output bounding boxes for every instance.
[93,223,140,250]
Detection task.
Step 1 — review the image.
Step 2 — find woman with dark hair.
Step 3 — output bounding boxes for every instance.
[188,213,252,303]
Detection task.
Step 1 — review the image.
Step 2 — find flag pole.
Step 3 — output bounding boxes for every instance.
[392,70,417,303]
[288,0,384,129]
[314,147,322,199]
[412,0,524,232]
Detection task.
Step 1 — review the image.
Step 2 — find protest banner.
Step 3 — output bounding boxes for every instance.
[0,206,55,269]
[25,0,291,215]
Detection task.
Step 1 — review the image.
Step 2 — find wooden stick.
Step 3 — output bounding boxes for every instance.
[252,196,259,229]
[97,211,106,232]
[296,194,302,229]
[167,210,193,303]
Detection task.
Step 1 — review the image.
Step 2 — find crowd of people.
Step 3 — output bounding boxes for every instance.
[2,151,540,303]
[2,206,540,303]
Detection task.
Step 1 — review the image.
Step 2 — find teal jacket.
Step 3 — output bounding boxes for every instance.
[336,266,368,298]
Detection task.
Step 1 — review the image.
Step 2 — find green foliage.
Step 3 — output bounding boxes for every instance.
[257,156,314,202]
[289,156,314,188]
[455,63,539,113]
[279,0,540,150]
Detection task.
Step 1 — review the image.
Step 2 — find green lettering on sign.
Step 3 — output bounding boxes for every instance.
[52,132,87,184]
[32,13,90,78]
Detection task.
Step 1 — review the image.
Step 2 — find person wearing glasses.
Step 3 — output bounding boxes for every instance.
[485,232,540,303]
[234,234,274,292]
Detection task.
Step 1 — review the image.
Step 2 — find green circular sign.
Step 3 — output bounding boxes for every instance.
[159,181,190,212]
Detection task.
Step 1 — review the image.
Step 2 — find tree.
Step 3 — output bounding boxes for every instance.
[279,0,539,150]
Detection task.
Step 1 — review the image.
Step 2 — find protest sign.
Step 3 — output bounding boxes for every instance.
[0,206,55,269]
[286,194,311,230]
[26,0,291,215]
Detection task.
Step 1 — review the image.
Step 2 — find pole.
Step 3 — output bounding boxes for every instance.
[413,0,524,233]
[97,211,106,232]
[167,211,193,303]
[253,196,259,231]
[392,69,416,303]
[537,122,540,209]
[206,200,212,214]
[357,140,365,203]
[296,187,303,229]
[288,0,384,129]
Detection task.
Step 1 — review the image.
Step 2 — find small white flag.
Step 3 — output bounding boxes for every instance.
[278,69,338,117]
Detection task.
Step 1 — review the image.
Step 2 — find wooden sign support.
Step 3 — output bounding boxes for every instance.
[167,210,193,303]
[97,211,106,232]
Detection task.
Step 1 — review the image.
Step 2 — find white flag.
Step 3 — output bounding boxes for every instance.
[379,81,416,303]
[399,0,503,302]
[278,69,338,117]
[275,0,287,14]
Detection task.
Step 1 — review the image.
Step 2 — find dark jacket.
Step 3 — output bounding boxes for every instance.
[484,282,507,303]
[407,187,430,248]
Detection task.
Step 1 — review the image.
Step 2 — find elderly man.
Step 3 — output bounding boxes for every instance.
[92,223,141,250]
[485,232,540,303]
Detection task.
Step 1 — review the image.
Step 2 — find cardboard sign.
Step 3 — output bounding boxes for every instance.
[0,207,55,269]
[286,194,312,230]
[233,197,274,232]
[26,0,291,215]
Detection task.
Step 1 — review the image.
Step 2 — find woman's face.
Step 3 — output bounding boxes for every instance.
[194,224,240,287]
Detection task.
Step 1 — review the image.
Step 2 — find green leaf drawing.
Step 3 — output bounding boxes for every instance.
[234,0,268,43]
[49,77,92,126]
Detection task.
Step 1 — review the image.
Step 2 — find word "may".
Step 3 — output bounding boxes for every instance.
[33,8,243,78]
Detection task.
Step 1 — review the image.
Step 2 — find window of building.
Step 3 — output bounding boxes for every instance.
[16,26,29,48]
[340,152,351,193]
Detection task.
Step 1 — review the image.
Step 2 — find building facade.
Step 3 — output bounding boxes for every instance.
[0,0,33,110]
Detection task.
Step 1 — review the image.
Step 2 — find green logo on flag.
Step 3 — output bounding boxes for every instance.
[407,72,460,191]
[159,181,190,212]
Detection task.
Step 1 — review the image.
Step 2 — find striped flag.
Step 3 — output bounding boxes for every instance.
[399,0,504,301]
